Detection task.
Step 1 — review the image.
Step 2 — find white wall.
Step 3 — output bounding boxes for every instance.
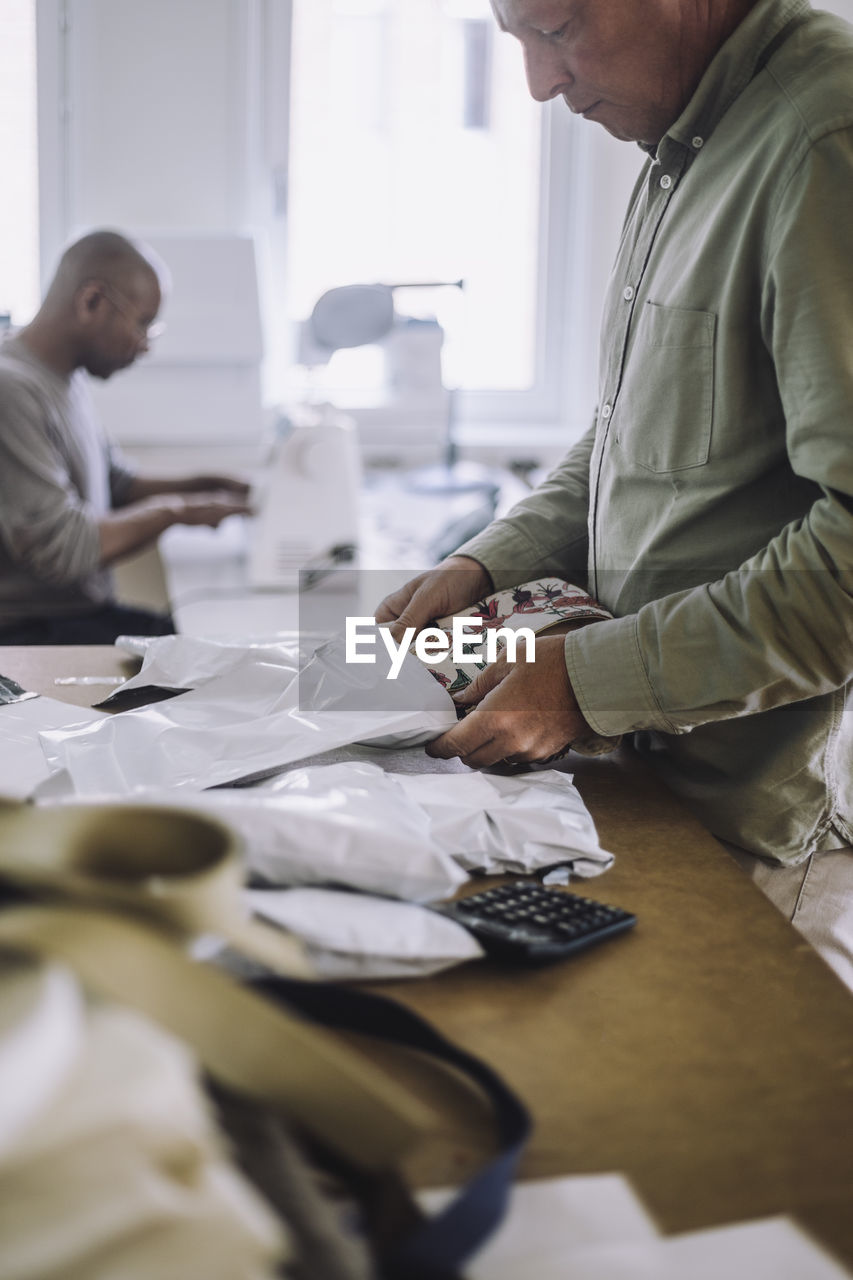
[37,0,264,469]
[43,0,256,251]
[823,0,853,18]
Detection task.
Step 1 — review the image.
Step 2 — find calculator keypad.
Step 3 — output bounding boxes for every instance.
[439,882,636,962]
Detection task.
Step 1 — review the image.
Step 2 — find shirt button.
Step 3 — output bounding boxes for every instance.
[692,135,704,149]
[601,403,612,419]
[660,174,673,190]
[623,285,634,301]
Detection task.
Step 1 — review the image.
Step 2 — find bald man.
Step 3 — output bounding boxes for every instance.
[0,230,251,644]
[378,1,853,986]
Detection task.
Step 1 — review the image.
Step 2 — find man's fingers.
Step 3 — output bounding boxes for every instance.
[375,557,490,631]
[374,583,435,634]
[384,607,422,644]
[385,590,441,641]
[453,659,509,706]
[374,586,412,625]
[426,693,527,765]
[425,720,503,764]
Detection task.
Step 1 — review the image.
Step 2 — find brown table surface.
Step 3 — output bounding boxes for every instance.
[3,645,853,1267]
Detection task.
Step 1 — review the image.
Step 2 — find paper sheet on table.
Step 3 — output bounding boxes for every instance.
[418,1174,660,1276]
[419,1176,851,1280]
[40,636,458,795]
[521,1218,852,1280]
[0,696,105,802]
[246,888,484,980]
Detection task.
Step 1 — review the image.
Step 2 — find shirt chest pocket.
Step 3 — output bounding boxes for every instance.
[614,302,716,473]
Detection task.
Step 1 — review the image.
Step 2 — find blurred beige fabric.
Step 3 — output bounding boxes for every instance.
[0,958,287,1280]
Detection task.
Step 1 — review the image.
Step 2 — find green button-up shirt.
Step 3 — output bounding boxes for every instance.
[459,0,853,863]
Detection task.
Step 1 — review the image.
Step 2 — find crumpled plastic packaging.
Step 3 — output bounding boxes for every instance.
[245,887,485,981]
[392,769,612,880]
[108,632,355,701]
[37,761,611,902]
[38,769,467,904]
[114,632,305,663]
[108,633,303,694]
[40,634,458,795]
[257,763,613,881]
[0,695,106,803]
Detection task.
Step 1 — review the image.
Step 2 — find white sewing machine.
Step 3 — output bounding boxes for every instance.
[247,403,361,590]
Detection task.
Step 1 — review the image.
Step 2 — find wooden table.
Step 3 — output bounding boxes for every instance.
[3,645,853,1267]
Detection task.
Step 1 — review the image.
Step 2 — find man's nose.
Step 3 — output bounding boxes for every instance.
[523,43,572,102]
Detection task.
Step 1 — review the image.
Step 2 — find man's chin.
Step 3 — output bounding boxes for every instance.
[85,362,129,380]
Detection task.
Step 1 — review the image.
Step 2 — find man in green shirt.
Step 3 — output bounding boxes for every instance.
[378,0,853,985]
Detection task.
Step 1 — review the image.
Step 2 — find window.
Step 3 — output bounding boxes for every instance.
[259,0,592,441]
[32,0,609,453]
[0,0,40,326]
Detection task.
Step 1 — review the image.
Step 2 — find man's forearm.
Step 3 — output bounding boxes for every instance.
[122,473,250,503]
[565,491,853,740]
[99,491,252,565]
[98,497,186,564]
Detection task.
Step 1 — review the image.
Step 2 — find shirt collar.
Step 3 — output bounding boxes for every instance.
[647,0,811,158]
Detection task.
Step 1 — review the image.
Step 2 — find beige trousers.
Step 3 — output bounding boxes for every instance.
[724,842,853,994]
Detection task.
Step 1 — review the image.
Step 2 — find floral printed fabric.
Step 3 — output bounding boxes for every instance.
[423,578,612,695]
[416,579,620,758]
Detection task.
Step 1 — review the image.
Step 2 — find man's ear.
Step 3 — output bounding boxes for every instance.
[75,281,106,326]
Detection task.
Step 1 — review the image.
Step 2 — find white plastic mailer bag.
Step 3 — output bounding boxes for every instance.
[393,769,613,880]
[246,887,484,980]
[40,636,458,796]
[108,633,304,696]
[256,763,613,881]
[0,695,105,802]
[39,767,467,904]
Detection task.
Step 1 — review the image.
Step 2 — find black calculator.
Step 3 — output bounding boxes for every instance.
[436,881,636,964]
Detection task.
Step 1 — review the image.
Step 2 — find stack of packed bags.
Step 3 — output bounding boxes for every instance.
[5,629,615,980]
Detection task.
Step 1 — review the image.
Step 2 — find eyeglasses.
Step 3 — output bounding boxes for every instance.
[99,282,166,341]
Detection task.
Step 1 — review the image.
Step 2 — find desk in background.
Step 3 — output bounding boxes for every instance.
[3,644,853,1271]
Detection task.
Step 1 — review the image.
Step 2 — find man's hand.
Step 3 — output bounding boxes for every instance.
[170,491,252,527]
[374,555,493,641]
[124,473,251,503]
[425,634,593,767]
[99,491,252,563]
[181,474,252,501]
